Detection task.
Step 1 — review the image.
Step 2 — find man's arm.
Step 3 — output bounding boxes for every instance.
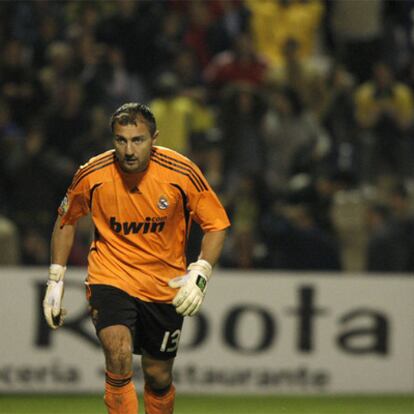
[43,215,77,329]
[51,215,76,265]
[198,229,227,268]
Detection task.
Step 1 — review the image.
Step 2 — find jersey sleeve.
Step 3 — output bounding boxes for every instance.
[185,162,230,232]
[58,168,91,226]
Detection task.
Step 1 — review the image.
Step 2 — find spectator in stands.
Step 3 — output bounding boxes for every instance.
[320,63,356,146]
[1,118,61,264]
[31,16,62,70]
[8,121,62,259]
[0,215,21,265]
[0,39,42,127]
[319,63,360,178]
[203,32,268,97]
[45,78,88,162]
[0,99,26,179]
[153,11,185,75]
[182,1,214,69]
[42,79,87,203]
[246,0,324,67]
[283,170,349,236]
[366,202,408,272]
[172,47,205,95]
[71,32,108,107]
[217,82,267,193]
[388,183,414,272]
[378,1,414,74]
[11,0,63,45]
[70,105,112,163]
[206,0,250,56]
[354,61,414,185]
[39,41,77,106]
[263,85,331,194]
[266,37,327,118]
[150,71,214,158]
[65,1,103,39]
[326,0,384,83]
[20,227,48,265]
[96,1,163,80]
[225,173,267,269]
[329,171,369,272]
[101,46,148,110]
[262,200,341,270]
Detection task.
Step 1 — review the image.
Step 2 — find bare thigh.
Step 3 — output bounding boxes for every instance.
[99,324,133,375]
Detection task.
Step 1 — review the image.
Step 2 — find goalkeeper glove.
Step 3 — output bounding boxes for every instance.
[43,264,66,329]
[168,259,212,316]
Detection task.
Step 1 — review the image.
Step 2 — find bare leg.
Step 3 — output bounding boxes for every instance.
[99,325,138,414]
[99,325,133,375]
[142,353,176,414]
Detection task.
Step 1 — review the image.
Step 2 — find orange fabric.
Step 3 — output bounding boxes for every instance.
[144,384,175,414]
[104,371,138,414]
[59,146,230,302]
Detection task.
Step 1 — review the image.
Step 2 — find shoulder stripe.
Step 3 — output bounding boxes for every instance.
[151,158,203,192]
[72,153,115,184]
[151,149,209,190]
[70,154,115,190]
[151,151,208,191]
[151,154,204,191]
[70,159,115,190]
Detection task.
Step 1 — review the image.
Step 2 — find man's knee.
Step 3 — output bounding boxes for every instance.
[142,355,174,390]
[144,368,172,390]
[99,325,133,374]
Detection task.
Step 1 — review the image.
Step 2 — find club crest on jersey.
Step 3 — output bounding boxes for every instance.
[157,195,169,210]
[58,195,69,215]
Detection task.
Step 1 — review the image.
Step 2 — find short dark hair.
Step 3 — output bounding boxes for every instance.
[110,102,157,136]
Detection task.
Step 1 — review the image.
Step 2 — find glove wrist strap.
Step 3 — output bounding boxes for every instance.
[191,259,212,280]
[49,264,66,282]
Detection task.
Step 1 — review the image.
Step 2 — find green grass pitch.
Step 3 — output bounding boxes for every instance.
[1,394,414,414]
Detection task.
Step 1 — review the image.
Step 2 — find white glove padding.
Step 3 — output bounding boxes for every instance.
[168,259,212,316]
[43,264,67,329]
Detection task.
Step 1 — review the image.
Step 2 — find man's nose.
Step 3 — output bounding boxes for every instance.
[125,141,134,155]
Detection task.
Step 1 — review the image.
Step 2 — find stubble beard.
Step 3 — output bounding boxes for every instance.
[120,156,149,173]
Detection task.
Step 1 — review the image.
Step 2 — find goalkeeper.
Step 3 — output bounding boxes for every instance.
[43,103,229,414]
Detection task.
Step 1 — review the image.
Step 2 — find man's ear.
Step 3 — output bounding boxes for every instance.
[152,130,159,144]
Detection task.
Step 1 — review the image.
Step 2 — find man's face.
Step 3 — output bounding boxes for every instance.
[113,121,158,173]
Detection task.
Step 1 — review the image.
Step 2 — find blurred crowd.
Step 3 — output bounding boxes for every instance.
[1,0,414,274]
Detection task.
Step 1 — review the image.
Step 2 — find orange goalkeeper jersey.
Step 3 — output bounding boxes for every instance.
[59,146,230,302]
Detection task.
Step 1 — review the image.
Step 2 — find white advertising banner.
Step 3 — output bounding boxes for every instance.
[1,268,413,394]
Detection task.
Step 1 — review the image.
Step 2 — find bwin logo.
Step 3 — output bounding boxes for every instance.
[110,217,166,235]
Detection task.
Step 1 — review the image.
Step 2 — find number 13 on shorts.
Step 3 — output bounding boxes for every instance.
[160,329,181,353]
